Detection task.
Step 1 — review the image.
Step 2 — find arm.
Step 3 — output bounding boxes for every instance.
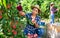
[51,7,58,13]
[32,16,40,28]
[53,8,58,12]
[35,16,41,28]
[31,20,39,28]
[34,22,39,28]
[17,4,25,16]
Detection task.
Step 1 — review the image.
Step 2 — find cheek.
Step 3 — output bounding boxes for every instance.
[32,10,38,14]
[32,10,35,12]
[33,11,36,14]
[35,11,38,14]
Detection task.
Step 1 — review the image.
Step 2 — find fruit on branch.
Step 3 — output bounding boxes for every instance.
[12,30,17,35]
[0,15,2,19]
[12,25,16,29]
[6,4,11,9]
[17,4,23,11]
[0,10,3,14]
[8,30,10,32]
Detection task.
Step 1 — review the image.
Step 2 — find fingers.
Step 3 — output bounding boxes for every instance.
[19,11,25,16]
[34,34,38,38]
[32,19,36,24]
[56,8,59,11]
[27,33,34,38]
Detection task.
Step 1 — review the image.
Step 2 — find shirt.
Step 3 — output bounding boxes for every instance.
[25,13,41,26]
[50,7,57,15]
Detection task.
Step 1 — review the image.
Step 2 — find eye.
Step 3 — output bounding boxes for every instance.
[33,8,38,12]
[35,9,38,12]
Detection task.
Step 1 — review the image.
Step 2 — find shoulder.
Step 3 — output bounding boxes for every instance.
[36,15,41,21]
[25,12,32,17]
[26,13,31,15]
[37,15,40,19]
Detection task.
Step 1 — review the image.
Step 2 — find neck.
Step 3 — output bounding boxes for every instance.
[32,13,36,17]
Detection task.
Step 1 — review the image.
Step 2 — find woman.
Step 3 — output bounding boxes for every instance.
[50,2,58,24]
[17,4,44,38]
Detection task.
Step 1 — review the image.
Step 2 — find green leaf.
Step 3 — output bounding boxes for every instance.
[3,0,6,8]
[0,0,2,5]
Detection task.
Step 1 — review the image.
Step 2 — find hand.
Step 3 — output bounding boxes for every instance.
[56,9,59,11]
[32,19,36,24]
[19,11,25,16]
[34,34,38,37]
[32,19,39,28]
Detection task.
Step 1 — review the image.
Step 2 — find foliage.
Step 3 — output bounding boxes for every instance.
[0,0,60,38]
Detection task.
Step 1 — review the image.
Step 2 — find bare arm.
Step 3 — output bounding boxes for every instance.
[53,8,58,12]
[50,6,58,12]
[34,23,39,28]
[32,20,39,28]
[17,4,25,16]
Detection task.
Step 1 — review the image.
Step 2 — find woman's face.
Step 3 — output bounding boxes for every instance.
[32,8,38,15]
[51,4,54,7]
